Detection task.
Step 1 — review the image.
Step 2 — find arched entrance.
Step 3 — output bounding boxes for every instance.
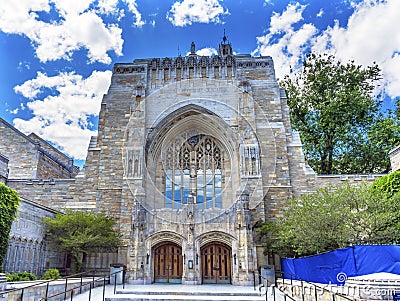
[201,242,231,284]
[153,242,183,283]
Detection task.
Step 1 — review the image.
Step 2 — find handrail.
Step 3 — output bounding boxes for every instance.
[257,273,297,301]
[40,268,126,301]
[40,275,107,301]
[2,269,100,295]
[1,268,126,300]
[277,271,355,301]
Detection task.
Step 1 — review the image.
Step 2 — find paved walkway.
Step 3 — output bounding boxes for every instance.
[63,283,276,301]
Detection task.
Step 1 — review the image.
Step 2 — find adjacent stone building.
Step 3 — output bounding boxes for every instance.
[0,118,80,275]
[2,198,62,276]
[0,118,79,180]
[390,145,400,172]
[1,37,384,284]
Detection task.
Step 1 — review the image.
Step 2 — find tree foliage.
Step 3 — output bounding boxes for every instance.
[370,170,400,198]
[43,210,121,273]
[0,183,20,267]
[280,53,400,174]
[334,111,400,173]
[261,183,400,257]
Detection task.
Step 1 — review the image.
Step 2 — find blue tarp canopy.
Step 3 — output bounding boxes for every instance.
[281,245,400,285]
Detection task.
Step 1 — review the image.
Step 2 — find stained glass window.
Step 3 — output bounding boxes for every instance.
[163,134,223,209]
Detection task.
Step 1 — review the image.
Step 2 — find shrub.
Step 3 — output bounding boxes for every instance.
[41,268,60,280]
[371,170,400,197]
[6,271,37,282]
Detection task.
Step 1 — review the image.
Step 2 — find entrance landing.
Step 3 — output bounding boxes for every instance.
[68,284,266,301]
[118,283,260,295]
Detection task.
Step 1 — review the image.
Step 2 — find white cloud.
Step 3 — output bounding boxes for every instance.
[311,0,400,98]
[195,47,218,56]
[7,107,19,115]
[167,0,229,27]
[317,9,324,17]
[98,0,120,15]
[253,3,317,78]
[13,70,112,160]
[123,0,145,27]
[269,3,305,35]
[0,0,146,63]
[253,0,400,99]
[17,61,31,72]
[51,0,94,16]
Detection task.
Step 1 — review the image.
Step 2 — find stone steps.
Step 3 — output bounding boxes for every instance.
[105,295,264,301]
[104,284,266,301]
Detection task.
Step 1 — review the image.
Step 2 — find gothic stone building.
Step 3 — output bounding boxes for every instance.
[2,39,380,285]
[88,39,317,285]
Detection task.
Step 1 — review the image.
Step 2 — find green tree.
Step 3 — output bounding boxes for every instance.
[262,184,399,257]
[43,210,121,273]
[335,112,400,173]
[0,183,20,267]
[280,53,386,174]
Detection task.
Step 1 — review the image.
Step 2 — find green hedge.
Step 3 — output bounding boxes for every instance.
[6,271,37,282]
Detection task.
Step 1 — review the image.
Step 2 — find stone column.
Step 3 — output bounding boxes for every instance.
[234,189,255,286]
[182,195,200,284]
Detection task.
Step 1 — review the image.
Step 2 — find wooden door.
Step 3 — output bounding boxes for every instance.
[201,243,231,284]
[154,243,183,283]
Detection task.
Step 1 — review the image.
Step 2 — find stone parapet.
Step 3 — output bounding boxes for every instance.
[6,179,76,210]
[316,174,383,189]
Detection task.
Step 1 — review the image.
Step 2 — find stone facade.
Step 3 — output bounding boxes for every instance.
[0,154,8,183]
[3,38,393,285]
[0,118,79,275]
[0,118,79,180]
[1,39,316,285]
[389,145,400,172]
[2,198,63,276]
[61,38,315,285]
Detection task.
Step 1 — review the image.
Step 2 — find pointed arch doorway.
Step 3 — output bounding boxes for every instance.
[154,243,183,283]
[201,243,231,284]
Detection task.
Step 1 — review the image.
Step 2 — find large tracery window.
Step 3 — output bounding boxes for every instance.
[164,134,223,209]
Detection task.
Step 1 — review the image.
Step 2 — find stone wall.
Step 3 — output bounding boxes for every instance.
[0,118,78,180]
[2,198,65,276]
[0,154,8,183]
[6,179,76,210]
[316,174,381,189]
[28,133,77,173]
[4,278,94,301]
[389,145,400,172]
[0,118,39,179]
[37,153,75,179]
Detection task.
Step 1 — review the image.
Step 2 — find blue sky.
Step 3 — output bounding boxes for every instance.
[1,0,399,167]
